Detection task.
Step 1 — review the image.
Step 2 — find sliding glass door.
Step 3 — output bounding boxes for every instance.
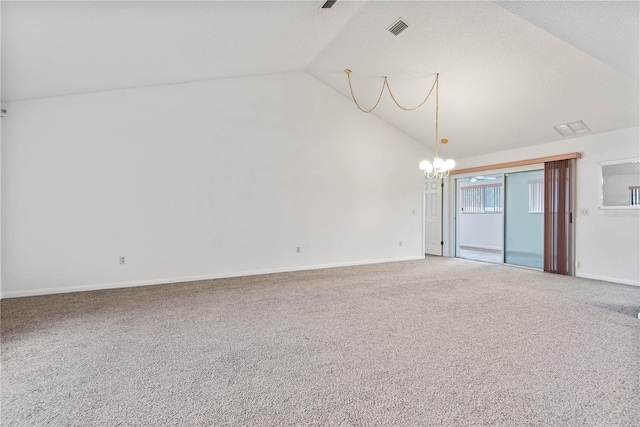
[504,170,544,268]
[456,165,574,273]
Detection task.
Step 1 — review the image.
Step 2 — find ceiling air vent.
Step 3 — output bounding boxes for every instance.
[388,18,409,36]
[553,120,591,137]
[321,0,337,9]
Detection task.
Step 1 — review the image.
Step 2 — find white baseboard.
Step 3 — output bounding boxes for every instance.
[0,256,425,299]
[575,272,640,287]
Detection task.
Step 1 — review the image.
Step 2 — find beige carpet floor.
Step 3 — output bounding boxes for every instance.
[1,257,639,426]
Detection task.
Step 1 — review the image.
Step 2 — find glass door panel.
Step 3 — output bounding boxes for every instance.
[504,170,544,268]
[456,174,503,263]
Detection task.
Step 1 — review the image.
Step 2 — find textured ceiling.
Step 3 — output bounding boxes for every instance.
[496,1,639,81]
[2,1,638,159]
[0,1,366,100]
[306,1,640,158]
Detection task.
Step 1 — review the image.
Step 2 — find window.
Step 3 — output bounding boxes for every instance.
[461,184,502,213]
[529,180,544,213]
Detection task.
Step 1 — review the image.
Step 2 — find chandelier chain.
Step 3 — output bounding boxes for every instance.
[386,74,438,112]
[344,69,453,180]
[435,74,439,157]
[345,70,438,113]
[345,72,387,113]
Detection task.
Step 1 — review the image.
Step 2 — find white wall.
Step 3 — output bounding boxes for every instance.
[1,71,430,297]
[0,2,3,293]
[449,126,640,286]
[458,213,502,250]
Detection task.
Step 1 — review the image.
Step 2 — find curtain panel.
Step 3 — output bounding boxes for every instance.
[544,159,571,274]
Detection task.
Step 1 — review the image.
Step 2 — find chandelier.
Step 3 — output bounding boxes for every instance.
[418,74,455,179]
[344,69,455,179]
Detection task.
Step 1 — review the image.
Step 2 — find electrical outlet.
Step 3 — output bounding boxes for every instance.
[119,256,126,265]
[580,209,589,216]
[296,247,301,253]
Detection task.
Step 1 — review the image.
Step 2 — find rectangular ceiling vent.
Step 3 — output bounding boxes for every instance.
[553,120,591,137]
[388,18,409,36]
[321,0,337,9]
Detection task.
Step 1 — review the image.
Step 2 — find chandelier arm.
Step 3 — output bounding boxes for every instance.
[423,168,449,180]
[384,74,438,112]
[345,71,387,113]
[424,170,437,180]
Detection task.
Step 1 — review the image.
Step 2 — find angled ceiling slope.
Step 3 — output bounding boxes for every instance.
[1,1,638,159]
[0,0,365,101]
[496,1,639,81]
[306,1,639,158]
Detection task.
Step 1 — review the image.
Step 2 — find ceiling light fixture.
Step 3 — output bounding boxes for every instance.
[344,70,454,179]
[418,74,455,179]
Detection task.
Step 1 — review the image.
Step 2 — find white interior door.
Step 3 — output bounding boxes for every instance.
[425,179,442,256]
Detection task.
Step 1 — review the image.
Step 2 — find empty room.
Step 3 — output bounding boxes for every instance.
[1,1,639,425]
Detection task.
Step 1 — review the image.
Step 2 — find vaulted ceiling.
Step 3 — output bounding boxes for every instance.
[2,1,638,158]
